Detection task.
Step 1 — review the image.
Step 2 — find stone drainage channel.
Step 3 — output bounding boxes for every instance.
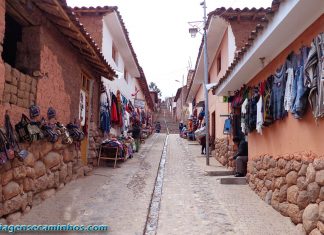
[143,119,169,235]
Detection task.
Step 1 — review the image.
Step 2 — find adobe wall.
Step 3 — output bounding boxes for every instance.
[38,18,100,125]
[74,14,103,49]
[245,15,324,234]
[0,1,103,223]
[230,19,265,51]
[0,1,101,126]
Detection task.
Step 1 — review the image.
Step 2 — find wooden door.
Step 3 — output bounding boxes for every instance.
[80,73,91,165]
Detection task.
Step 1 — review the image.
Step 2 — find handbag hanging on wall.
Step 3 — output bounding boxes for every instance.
[0,129,14,160]
[15,114,43,143]
[4,113,29,160]
[66,123,85,142]
[41,124,59,143]
[56,123,73,145]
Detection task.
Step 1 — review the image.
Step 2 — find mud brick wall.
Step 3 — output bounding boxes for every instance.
[214,138,235,169]
[0,138,93,224]
[247,153,324,234]
[3,63,37,108]
[0,1,101,127]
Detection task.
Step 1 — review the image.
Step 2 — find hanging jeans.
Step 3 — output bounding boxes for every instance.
[100,111,110,134]
[291,65,309,119]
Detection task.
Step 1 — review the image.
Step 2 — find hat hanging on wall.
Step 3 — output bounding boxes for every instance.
[47,107,56,119]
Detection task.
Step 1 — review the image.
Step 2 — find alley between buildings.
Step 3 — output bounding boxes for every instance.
[15,133,300,235]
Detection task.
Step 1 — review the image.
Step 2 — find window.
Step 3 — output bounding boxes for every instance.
[217,52,221,75]
[3,14,22,67]
[82,73,91,92]
[124,68,128,83]
[112,44,118,66]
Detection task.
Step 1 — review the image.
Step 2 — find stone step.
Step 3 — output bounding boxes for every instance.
[205,171,234,176]
[219,177,247,185]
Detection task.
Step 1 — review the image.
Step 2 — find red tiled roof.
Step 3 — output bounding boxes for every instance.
[73,6,154,110]
[31,0,116,79]
[211,0,282,94]
[186,1,281,102]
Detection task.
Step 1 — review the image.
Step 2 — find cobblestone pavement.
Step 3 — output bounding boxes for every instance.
[17,134,166,235]
[157,134,300,235]
[15,133,302,235]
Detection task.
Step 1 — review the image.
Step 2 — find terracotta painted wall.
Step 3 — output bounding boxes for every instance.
[247,14,324,160]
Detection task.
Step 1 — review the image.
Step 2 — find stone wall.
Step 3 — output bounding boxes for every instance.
[214,138,235,169]
[3,63,37,109]
[247,152,324,234]
[0,138,92,224]
[87,121,102,166]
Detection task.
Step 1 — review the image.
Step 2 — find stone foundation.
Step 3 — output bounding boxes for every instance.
[247,152,324,234]
[214,138,235,169]
[0,138,91,223]
[87,121,102,167]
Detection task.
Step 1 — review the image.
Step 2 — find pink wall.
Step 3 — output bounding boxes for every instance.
[247,14,324,160]
[208,28,231,139]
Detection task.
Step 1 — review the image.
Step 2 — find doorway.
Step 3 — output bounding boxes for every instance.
[211,111,216,138]
[80,73,92,165]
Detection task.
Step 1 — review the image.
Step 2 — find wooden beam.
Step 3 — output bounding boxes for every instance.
[57,26,81,40]
[33,2,66,20]
[69,39,90,49]
[6,1,38,26]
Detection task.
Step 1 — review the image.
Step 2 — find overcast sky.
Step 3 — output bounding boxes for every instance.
[67,0,272,99]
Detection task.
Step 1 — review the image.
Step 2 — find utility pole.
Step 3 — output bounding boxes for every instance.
[181,74,184,121]
[202,0,210,165]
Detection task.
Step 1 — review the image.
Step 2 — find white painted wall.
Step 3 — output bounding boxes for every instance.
[227,25,236,66]
[101,15,138,105]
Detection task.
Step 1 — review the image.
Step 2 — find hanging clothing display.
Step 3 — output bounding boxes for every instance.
[291,46,310,119]
[256,96,263,134]
[271,64,287,120]
[116,90,123,127]
[79,90,86,126]
[241,98,248,134]
[263,76,274,126]
[111,93,119,123]
[227,33,324,138]
[304,32,324,119]
[100,91,111,134]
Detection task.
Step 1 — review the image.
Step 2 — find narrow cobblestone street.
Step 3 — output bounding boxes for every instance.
[16,134,166,235]
[16,134,301,235]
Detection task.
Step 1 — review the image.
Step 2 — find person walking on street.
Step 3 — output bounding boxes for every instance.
[200,134,206,155]
[128,121,141,152]
[155,121,161,133]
